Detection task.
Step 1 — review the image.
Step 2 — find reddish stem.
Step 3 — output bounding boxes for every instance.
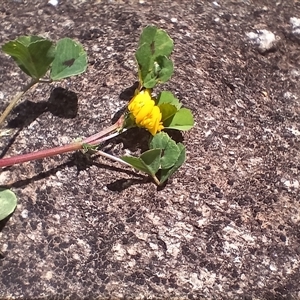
[0,115,125,168]
[0,142,82,168]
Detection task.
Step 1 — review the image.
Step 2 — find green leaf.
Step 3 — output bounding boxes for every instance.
[122,156,151,175]
[163,108,194,131]
[122,148,161,176]
[138,25,174,57]
[0,188,17,221]
[50,38,87,80]
[150,132,181,169]
[140,149,162,175]
[159,143,186,185]
[135,26,174,88]
[156,91,182,109]
[2,36,55,79]
[158,103,178,122]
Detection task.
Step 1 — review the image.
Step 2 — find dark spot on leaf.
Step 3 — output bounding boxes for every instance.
[63,58,75,67]
[150,41,155,55]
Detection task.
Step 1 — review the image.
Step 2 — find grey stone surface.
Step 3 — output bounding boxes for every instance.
[0,0,300,299]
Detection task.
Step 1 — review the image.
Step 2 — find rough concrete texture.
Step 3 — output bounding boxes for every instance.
[0,0,300,299]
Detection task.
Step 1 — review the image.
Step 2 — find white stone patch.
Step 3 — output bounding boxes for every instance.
[48,0,58,6]
[281,178,299,190]
[177,271,204,290]
[212,1,220,7]
[112,242,126,260]
[21,209,29,219]
[222,224,256,243]
[61,19,74,29]
[270,263,277,272]
[149,242,158,250]
[287,126,300,136]
[1,243,8,252]
[290,17,300,36]
[290,69,300,77]
[171,17,177,23]
[0,170,10,185]
[73,253,81,260]
[43,271,53,280]
[246,29,277,53]
[166,241,181,257]
[127,244,139,256]
[189,273,203,289]
[284,91,298,100]
[146,212,162,226]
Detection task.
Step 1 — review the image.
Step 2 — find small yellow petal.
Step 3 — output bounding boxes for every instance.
[135,100,155,124]
[128,89,152,106]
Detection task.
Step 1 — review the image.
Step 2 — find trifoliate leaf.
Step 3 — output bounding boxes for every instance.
[150,132,181,169]
[136,26,174,88]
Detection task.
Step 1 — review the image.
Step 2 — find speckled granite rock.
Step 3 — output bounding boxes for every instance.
[0,0,300,299]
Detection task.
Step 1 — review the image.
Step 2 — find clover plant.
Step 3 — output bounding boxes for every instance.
[0,26,194,221]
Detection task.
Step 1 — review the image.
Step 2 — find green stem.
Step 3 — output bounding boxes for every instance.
[38,78,53,84]
[0,78,38,127]
[152,175,160,186]
[96,150,132,167]
[96,149,160,185]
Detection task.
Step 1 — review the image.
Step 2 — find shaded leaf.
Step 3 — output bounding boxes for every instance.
[122,149,162,176]
[163,108,194,131]
[159,143,186,185]
[2,36,55,79]
[150,132,181,169]
[158,103,178,122]
[156,91,182,109]
[140,149,162,175]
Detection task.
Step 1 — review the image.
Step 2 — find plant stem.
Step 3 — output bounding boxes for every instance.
[0,141,82,167]
[152,175,160,186]
[0,115,125,168]
[97,149,160,185]
[96,150,132,167]
[0,78,38,127]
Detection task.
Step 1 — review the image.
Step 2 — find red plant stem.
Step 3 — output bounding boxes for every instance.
[0,142,82,168]
[82,119,121,144]
[0,115,125,168]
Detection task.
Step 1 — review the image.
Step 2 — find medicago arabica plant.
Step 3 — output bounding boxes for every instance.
[0,25,194,221]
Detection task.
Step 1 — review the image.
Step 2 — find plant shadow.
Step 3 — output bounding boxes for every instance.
[1,87,78,159]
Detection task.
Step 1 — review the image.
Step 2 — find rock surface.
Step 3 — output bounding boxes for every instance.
[0,0,300,299]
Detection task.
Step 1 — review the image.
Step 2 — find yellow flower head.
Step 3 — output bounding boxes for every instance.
[128,89,164,135]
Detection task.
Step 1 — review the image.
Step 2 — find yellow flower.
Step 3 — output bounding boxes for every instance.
[128,89,164,135]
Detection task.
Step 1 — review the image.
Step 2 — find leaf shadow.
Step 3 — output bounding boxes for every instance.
[2,151,147,192]
[1,87,78,159]
[7,87,78,129]
[0,214,13,234]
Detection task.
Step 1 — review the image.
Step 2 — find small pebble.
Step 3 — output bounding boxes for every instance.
[48,0,58,6]
[246,29,277,53]
[290,17,300,37]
